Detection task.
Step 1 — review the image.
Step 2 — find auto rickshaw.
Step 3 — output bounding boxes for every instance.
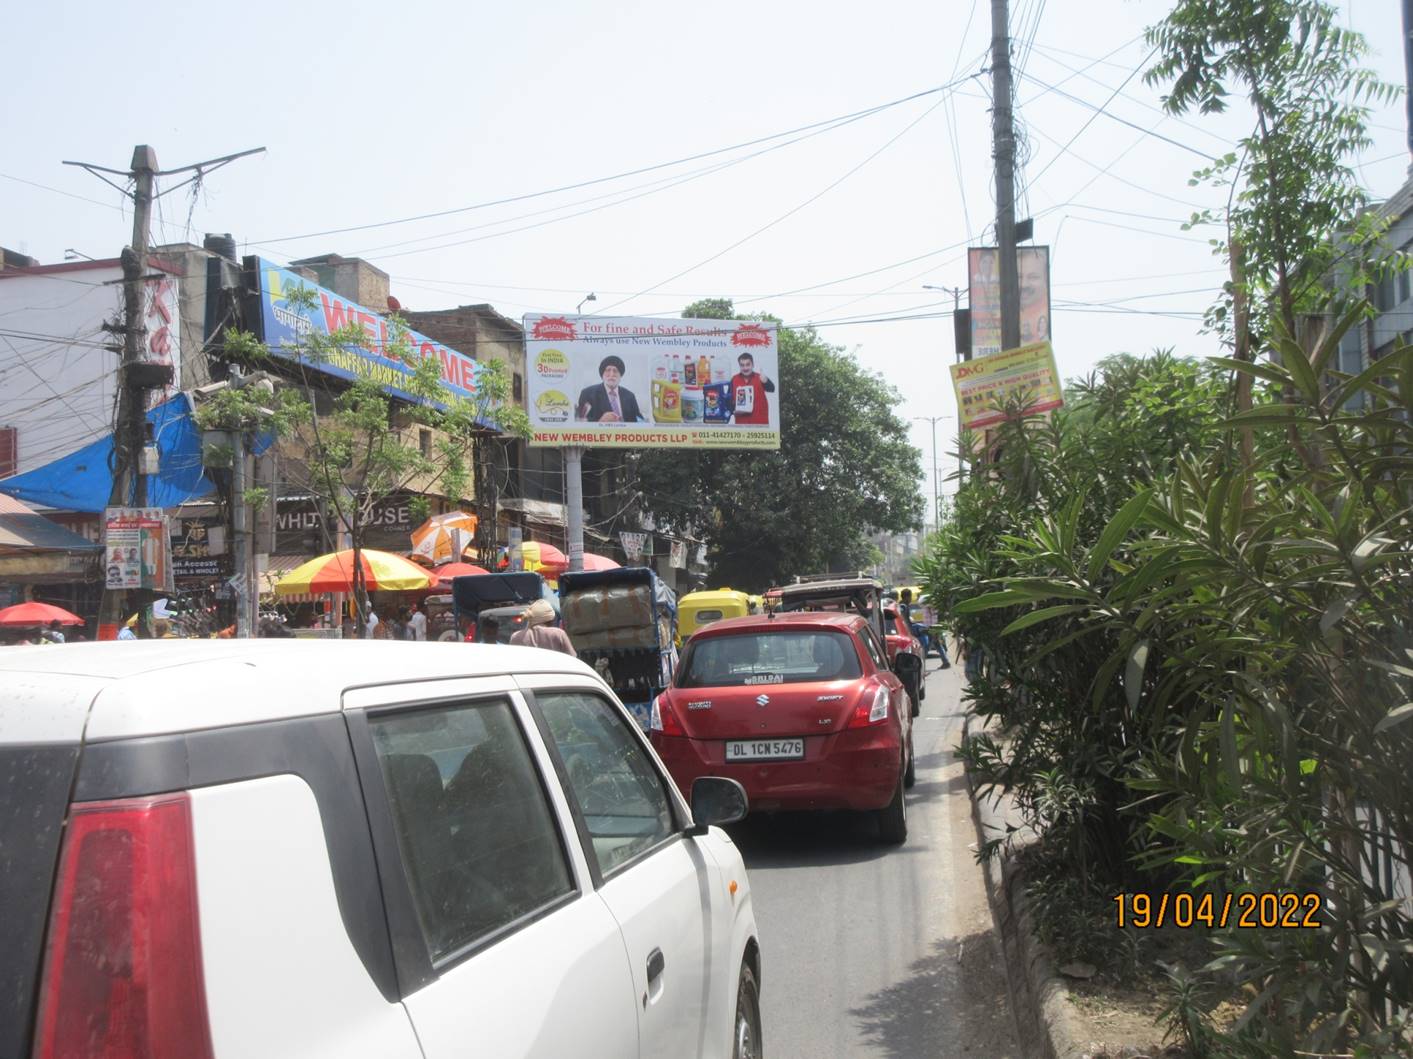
[677,588,751,645]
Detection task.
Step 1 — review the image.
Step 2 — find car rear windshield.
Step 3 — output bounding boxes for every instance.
[678,630,861,688]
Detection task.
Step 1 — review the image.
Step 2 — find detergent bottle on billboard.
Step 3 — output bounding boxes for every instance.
[681,384,703,422]
[697,354,711,387]
[652,378,683,423]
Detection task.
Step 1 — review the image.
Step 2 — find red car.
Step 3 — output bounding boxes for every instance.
[882,605,926,716]
[650,612,915,843]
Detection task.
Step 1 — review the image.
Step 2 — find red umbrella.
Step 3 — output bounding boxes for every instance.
[432,561,490,588]
[580,553,621,572]
[0,601,85,627]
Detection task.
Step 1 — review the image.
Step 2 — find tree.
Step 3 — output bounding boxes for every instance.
[633,299,923,590]
[199,285,527,633]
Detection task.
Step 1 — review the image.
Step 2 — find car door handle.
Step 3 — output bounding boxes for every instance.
[646,947,665,983]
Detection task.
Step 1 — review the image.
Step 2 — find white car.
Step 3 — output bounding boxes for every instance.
[0,641,762,1059]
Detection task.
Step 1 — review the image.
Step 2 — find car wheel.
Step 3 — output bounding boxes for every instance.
[903,733,916,789]
[876,763,908,844]
[733,960,763,1059]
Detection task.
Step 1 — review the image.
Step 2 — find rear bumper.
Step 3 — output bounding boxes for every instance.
[652,728,900,813]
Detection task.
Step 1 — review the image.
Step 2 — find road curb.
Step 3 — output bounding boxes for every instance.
[961,712,1092,1059]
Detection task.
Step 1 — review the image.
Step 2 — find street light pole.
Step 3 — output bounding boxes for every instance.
[912,415,953,532]
[924,285,969,483]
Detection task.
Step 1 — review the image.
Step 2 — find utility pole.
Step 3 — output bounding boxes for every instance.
[990,0,1021,352]
[66,144,265,639]
[924,284,969,482]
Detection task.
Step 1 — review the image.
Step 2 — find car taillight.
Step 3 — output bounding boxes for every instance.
[32,793,214,1059]
[650,693,685,736]
[848,684,891,729]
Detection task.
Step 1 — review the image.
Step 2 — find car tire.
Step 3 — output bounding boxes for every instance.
[876,764,908,844]
[733,960,763,1059]
[903,733,916,789]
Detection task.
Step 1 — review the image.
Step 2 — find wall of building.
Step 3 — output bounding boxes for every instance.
[0,258,185,478]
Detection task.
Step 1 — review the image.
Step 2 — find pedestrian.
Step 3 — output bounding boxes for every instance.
[41,620,66,645]
[508,599,576,656]
[407,601,427,642]
[470,615,500,644]
[117,625,137,641]
[391,607,412,641]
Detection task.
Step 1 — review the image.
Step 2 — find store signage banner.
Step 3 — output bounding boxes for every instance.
[949,340,1064,430]
[254,258,490,411]
[171,515,231,580]
[968,247,1051,359]
[103,507,173,591]
[669,539,687,569]
[523,314,781,449]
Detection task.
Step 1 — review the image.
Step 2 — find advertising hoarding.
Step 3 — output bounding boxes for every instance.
[523,314,781,449]
[968,247,1051,359]
[949,340,1064,430]
[253,258,490,411]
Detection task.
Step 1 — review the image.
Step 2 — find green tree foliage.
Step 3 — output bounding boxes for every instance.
[632,299,923,590]
[199,285,527,630]
[1145,0,1400,343]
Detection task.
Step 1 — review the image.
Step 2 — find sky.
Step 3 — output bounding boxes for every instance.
[3,0,1408,519]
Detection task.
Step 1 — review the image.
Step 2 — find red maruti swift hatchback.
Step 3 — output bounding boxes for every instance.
[650,612,914,843]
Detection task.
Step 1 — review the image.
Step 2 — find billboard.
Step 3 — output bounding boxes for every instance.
[253,258,490,411]
[523,314,781,449]
[949,340,1063,430]
[968,247,1051,359]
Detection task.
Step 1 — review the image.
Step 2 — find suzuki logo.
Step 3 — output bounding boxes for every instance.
[755,694,770,707]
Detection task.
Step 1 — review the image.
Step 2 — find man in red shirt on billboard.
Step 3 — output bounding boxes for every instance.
[730,352,777,425]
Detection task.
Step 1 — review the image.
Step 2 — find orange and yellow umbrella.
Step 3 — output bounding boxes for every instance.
[409,512,479,565]
[274,548,431,596]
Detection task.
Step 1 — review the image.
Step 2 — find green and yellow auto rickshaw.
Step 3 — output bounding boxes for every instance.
[677,588,752,645]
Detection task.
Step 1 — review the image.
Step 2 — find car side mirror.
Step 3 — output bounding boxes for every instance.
[894,652,921,679]
[684,776,748,836]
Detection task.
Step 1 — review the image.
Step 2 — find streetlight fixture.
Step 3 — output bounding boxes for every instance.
[577,292,597,314]
[63,248,95,262]
[912,415,955,533]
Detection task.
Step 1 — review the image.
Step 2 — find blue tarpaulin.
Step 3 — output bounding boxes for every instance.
[0,393,261,513]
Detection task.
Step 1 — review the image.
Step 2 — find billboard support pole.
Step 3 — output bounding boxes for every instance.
[564,446,585,573]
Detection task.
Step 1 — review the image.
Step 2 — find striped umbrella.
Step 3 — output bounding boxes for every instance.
[409,512,479,565]
[274,549,431,596]
[499,540,569,575]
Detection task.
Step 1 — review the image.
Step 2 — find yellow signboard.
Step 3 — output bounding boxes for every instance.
[949,340,1063,430]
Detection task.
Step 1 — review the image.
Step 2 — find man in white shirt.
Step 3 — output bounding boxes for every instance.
[407,602,428,642]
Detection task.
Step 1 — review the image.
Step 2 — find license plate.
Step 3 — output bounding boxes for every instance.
[725,738,805,762]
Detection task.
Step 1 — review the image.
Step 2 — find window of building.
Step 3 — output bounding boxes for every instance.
[419,428,432,458]
[535,691,676,877]
[513,372,524,402]
[370,699,574,964]
[1377,272,1399,311]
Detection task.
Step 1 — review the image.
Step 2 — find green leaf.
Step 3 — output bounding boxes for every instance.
[1000,604,1090,637]
[1206,356,1290,386]
[953,590,1032,614]
[1279,337,1321,402]
[1220,699,1241,789]
[1124,640,1150,713]
[1086,488,1152,582]
[1299,758,1318,775]
[1374,703,1413,734]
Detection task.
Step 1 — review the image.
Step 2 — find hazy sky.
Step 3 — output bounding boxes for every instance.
[3,0,1407,508]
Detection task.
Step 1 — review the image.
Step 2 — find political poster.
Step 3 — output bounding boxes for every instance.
[524,314,781,449]
[103,507,173,592]
[949,340,1064,430]
[968,247,1051,359]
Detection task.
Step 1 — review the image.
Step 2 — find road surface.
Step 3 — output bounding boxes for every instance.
[728,654,1019,1057]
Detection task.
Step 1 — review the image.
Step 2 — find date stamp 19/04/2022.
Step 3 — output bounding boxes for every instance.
[1114,891,1323,930]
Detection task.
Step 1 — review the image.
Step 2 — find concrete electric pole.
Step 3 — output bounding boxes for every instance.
[989,0,1021,352]
[65,144,265,638]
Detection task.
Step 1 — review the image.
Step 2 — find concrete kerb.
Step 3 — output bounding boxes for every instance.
[962,711,1093,1059]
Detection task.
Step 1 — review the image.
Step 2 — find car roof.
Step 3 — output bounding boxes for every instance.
[688,612,865,638]
[775,578,881,595]
[0,641,596,742]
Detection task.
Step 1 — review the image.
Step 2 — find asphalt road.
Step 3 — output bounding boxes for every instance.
[725,653,1019,1058]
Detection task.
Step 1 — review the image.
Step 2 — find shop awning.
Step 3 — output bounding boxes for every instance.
[0,494,101,583]
[262,554,317,603]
